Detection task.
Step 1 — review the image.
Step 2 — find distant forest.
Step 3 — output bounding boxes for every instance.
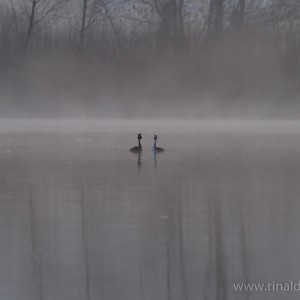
[0,0,299,118]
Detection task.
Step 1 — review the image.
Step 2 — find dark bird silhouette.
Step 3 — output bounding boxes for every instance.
[152,135,164,152]
[130,133,142,152]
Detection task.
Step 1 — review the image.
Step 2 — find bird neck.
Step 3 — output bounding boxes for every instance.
[138,139,142,147]
[153,140,157,149]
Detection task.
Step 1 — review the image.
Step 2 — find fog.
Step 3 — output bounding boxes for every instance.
[1,1,300,300]
[0,0,299,119]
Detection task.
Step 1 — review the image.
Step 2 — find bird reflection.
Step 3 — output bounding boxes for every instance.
[152,148,157,167]
[137,150,142,167]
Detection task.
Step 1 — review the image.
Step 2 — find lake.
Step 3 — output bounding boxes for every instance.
[0,120,300,300]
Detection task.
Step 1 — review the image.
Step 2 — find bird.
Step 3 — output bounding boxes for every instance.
[152,134,164,152]
[130,133,142,152]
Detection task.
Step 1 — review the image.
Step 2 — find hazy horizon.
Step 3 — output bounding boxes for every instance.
[1,0,300,119]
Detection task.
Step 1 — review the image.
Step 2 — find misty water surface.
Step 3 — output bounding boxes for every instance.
[1,120,300,300]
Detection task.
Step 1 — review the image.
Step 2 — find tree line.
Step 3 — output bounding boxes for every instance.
[0,0,299,117]
[0,1,297,58]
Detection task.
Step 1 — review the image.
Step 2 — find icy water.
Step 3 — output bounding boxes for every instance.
[1,120,300,300]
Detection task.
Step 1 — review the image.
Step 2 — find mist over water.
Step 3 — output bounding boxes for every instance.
[1,0,300,119]
[0,120,300,300]
[1,0,300,298]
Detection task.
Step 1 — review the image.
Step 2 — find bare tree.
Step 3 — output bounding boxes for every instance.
[230,0,246,28]
[135,0,186,52]
[238,0,246,25]
[77,0,124,51]
[99,0,125,51]
[0,2,27,59]
[77,0,106,49]
[79,0,88,48]
[207,0,224,38]
[23,0,65,47]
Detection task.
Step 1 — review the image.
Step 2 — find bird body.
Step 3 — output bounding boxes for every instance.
[130,133,142,152]
[152,135,164,152]
[130,145,142,152]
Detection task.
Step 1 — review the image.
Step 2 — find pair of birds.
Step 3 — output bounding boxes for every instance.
[130,134,164,152]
